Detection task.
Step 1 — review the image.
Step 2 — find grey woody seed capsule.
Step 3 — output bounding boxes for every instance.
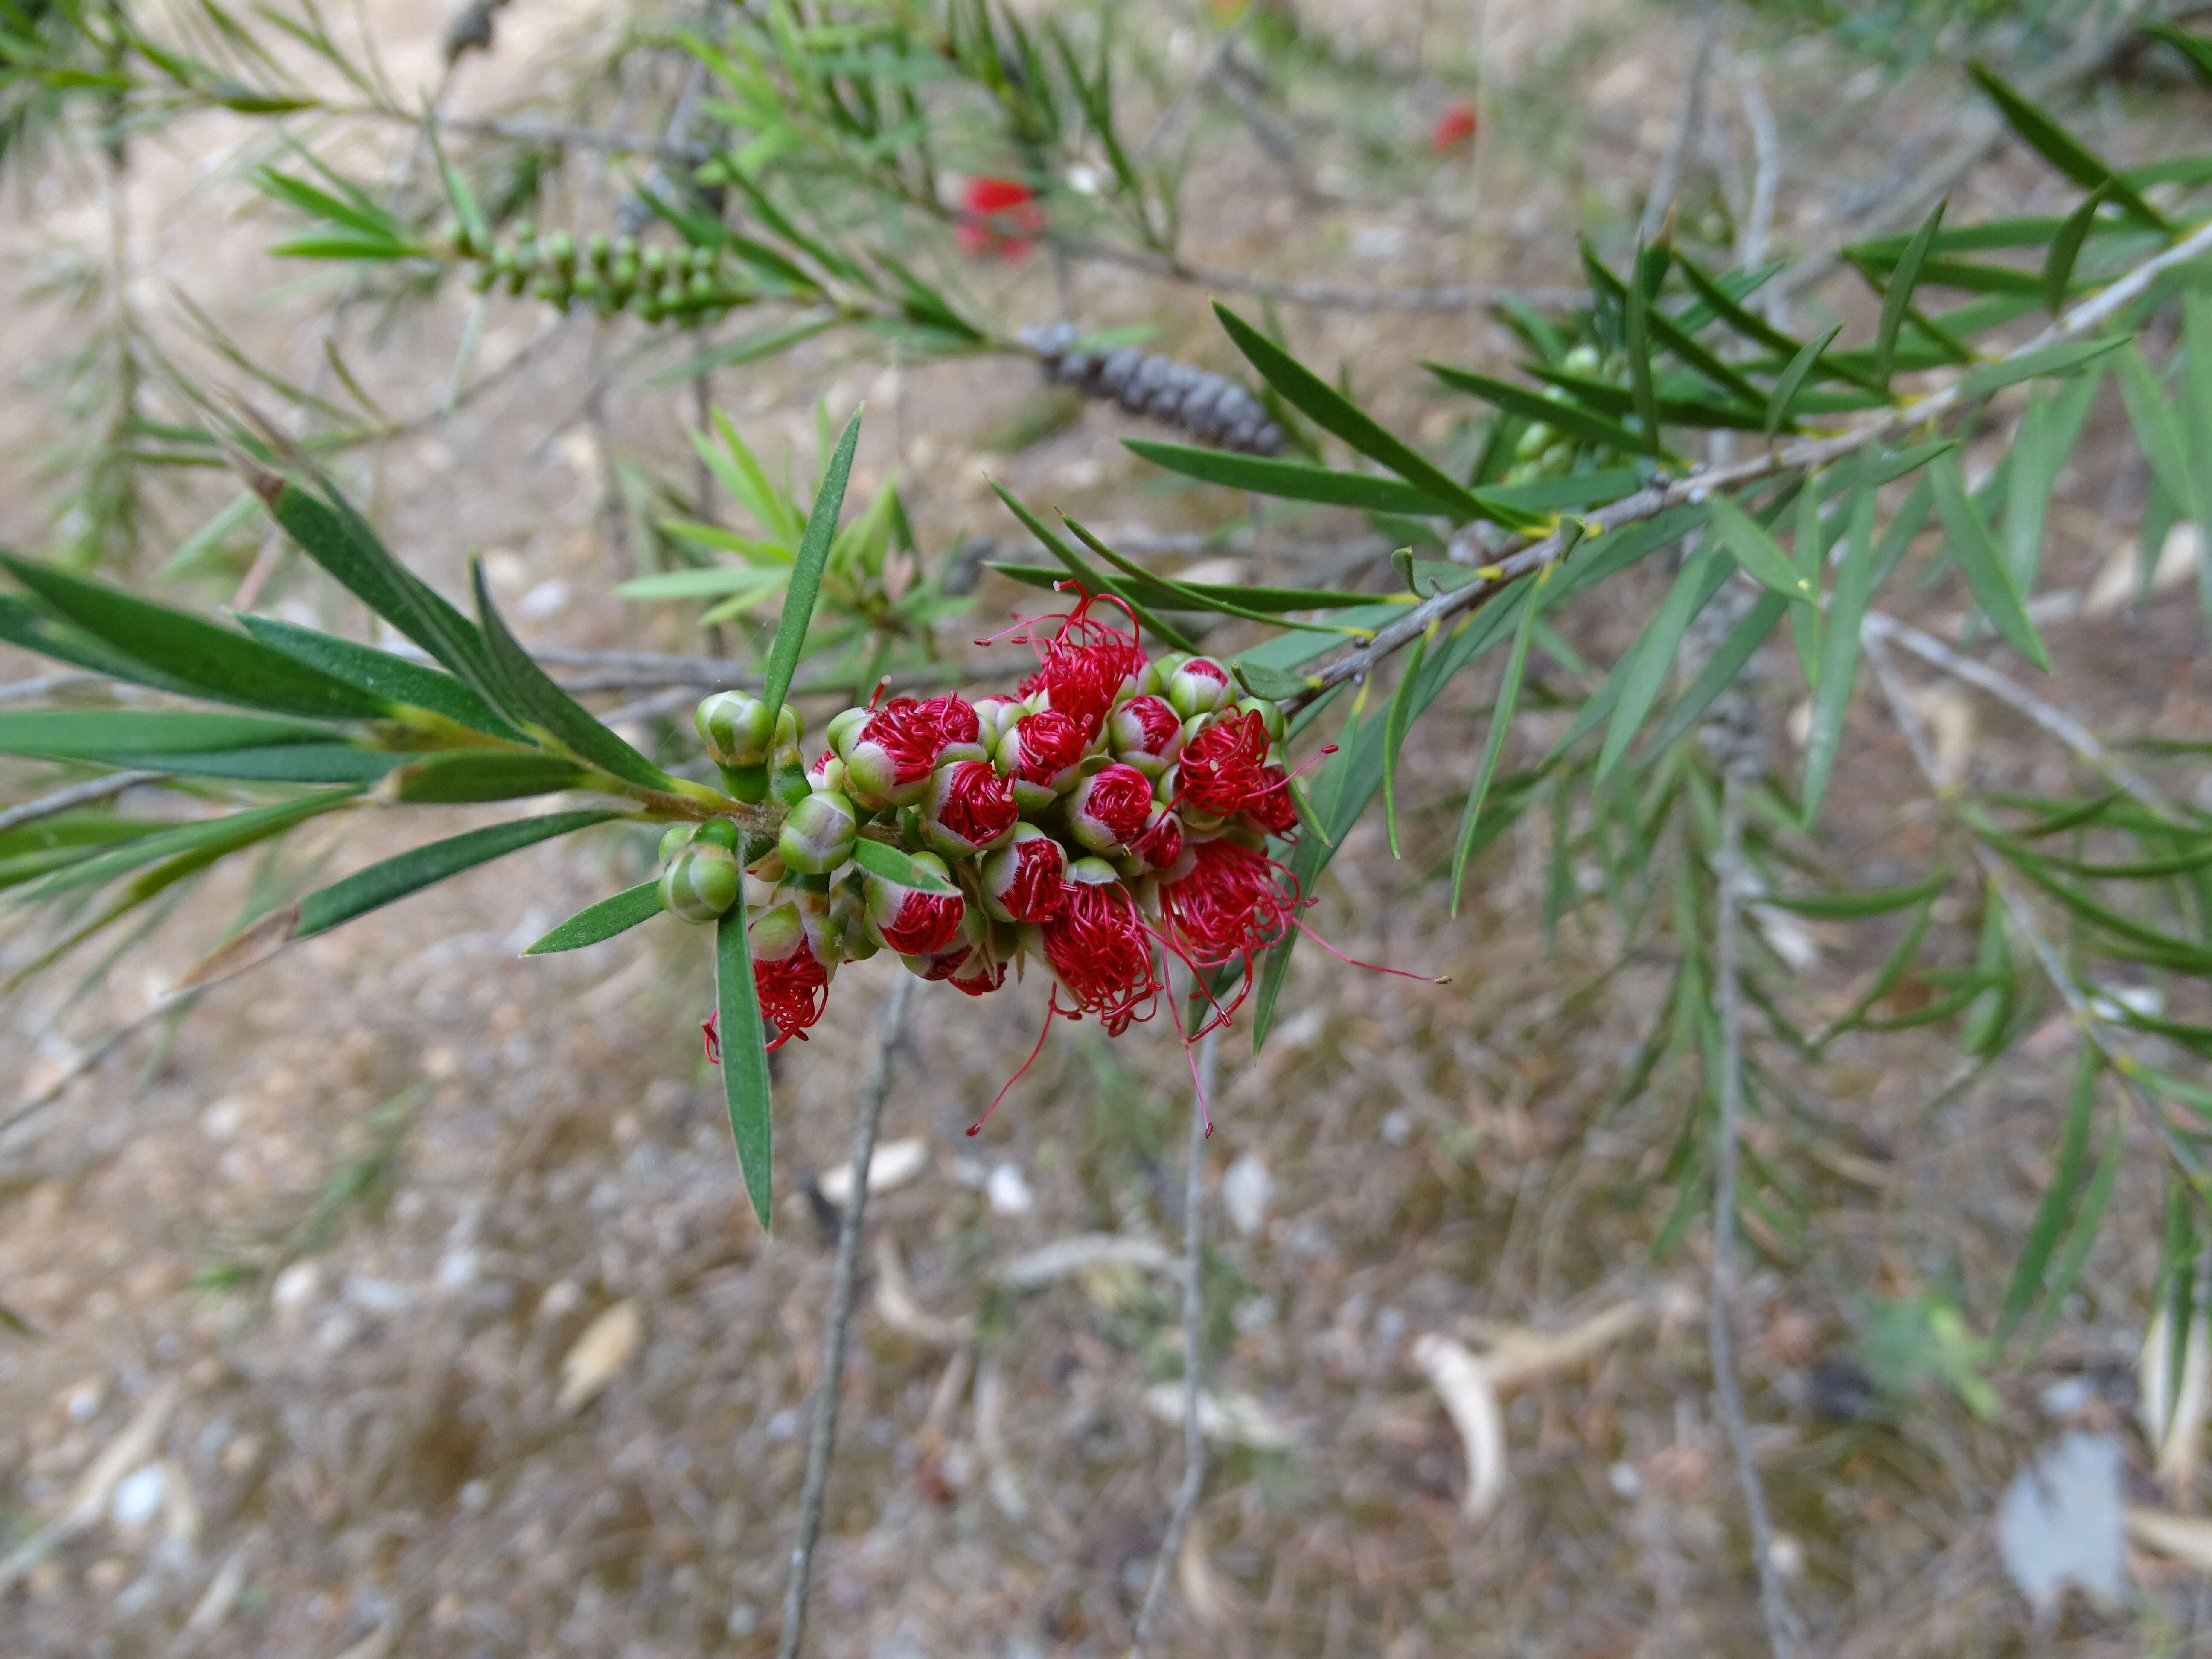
[1020,325,1285,456]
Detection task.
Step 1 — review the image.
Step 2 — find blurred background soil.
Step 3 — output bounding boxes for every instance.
[2,0,2211,1653]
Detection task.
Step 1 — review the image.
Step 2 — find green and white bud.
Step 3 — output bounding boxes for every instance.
[1167,656,1236,720]
[659,840,740,923]
[778,789,859,874]
[695,691,795,769]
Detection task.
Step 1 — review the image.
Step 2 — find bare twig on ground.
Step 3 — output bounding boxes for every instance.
[774,973,914,1659]
[1285,215,2212,715]
[0,769,159,836]
[1639,0,1723,244]
[1130,1023,1217,1657]
[1860,611,2176,814]
[1712,764,1802,1659]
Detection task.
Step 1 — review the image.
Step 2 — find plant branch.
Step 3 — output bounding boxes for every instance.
[1860,610,2177,814]
[775,972,914,1659]
[1639,0,1723,244]
[1284,213,2212,715]
[0,769,161,837]
[1129,1022,1217,1657]
[1712,764,1800,1659]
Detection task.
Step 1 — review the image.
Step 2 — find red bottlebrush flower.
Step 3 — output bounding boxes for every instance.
[917,694,986,763]
[981,822,1067,923]
[1240,763,1299,836]
[956,177,1042,259]
[1175,709,1273,818]
[947,948,1008,997]
[1160,837,1298,973]
[700,901,833,1054]
[1065,762,1156,854]
[845,696,952,809]
[997,707,1089,811]
[921,759,1019,857]
[1432,100,1478,153]
[1015,590,1148,740]
[1109,693,1185,778]
[1039,863,1161,1036]
[1125,806,1185,874]
[863,850,966,955]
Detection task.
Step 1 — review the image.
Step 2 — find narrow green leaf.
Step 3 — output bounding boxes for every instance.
[294,810,622,938]
[1929,453,2050,670]
[1596,546,1729,780]
[1623,246,1663,455]
[24,789,358,898]
[850,836,958,894]
[1966,63,2169,231]
[96,745,396,784]
[1214,304,1492,521]
[469,566,673,792]
[1802,486,1874,822]
[1878,200,1947,384]
[1381,630,1429,859]
[2147,21,2212,89]
[1450,572,1544,913]
[1123,439,1450,517]
[990,484,1198,652]
[2042,184,2112,316]
[1954,334,2128,400]
[759,408,862,727]
[643,315,841,387]
[1427,363,1653,457]
[234,615,521,739]
[1639,590,1789,766]
[2032,1105,2125,1346]
[1675,258,1880,392]
[1814,897,1937,1046]
[0,554,386,722]
[524,879,664,954]
[717,903,775,1229]
[1231,661,1316,701]
[2115,345,2202,524]
[1708,495,1816,603]
[0,710,330,758]
[1765,864,1952,918]
[1767,324,1842,438]
[380,751,591,803]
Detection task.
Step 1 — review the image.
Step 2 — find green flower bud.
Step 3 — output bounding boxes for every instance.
[769,745,811,808]
[586,232,611,271]
[1138,652,1188,698]
[826,705,872,762]
[1562,343,1601,375]
[778,789,859,874]
[689,244,717,275]
[659,841,739,923]
[658,823,697,863]
[545,231,576,274]
[641,244,667,276]
[1514,421,1555,461]
[1236,696,1288,747]
[696,817,741,851]
[695,691,796,768]
[1167,656,1235,720]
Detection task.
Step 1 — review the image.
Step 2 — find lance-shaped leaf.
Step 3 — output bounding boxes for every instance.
[1450,570,1545,913]
[1639,590,1789,767]
[2042,184,2113,317]
[1814,895,1938,1047]
[1966,64,2170,231]
[1767,324,1842,437]
[234,615,522,740]
[1764,864,1954,918]
[1802,486,1875,822]
[24,788,360,898]
[757,407,861,728]
[293,809,623,938]
[0,710,333,760]
[469,566,675,792]
[717,903,775,1228]
[2147,22,2212,89]
[850,835,958,894]
[1877,200,1946,385]
[1122,439,1452,517]
[1595,545,1732,780]
[1953,334,2128,400]
[1708,495,1816,604]
[1674,256,1885,393]
[1214,303,1493,521]
[0,554,386,722]
[379,751,593,803]
[990,484,1196,651]
[2033,1109,2125,1347]
[1380,629,1429,858]
[524,879,665,955]
[1929,453,2050,670]
[2115,345,2202,526]
[1428,362,1654,457]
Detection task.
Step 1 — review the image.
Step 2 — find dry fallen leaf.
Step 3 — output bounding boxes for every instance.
[1411,1334,1506,1520]
[1906,687,1976,787]
[998,1233,1175,1289]
[1141,1385,1301,1450]
[815,1137,930,1208]
[2140,1304,2211,1500]
[1176,1525,1238,1630]
[557,1299,643,1414]
[2085,522,2202,617]
[2126,1506,2212,1572]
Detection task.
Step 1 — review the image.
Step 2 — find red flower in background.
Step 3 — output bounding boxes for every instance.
[957,177,1043,259]
[1432,100,1478,153]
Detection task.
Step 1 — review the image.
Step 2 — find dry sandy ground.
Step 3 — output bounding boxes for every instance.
[3,0,2212,1654]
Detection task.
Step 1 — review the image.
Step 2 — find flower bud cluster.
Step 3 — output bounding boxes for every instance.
[1020,324,1287,456]
[441,220,765,324]
[677,592,1313,1061]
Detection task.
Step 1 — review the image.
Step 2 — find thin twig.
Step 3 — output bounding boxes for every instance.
[1051,235,1587,311]
[1130,1023,1217,1656]
[1712,766,1801,1659]
[1735,65,1781,295]
[1861,610,2176,814]
[1285,215,2212,716]
[775,973,914,1659]
[0,770,161,837]
[1,991,200,1139]
[1639,0,1723,244]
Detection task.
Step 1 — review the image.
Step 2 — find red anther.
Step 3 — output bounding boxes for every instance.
[1001,708,1087,786]
[1039,877,1161,1036]
[956,177,1042,259]
[927,759,1019,850]
[1176,709,1274,817]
